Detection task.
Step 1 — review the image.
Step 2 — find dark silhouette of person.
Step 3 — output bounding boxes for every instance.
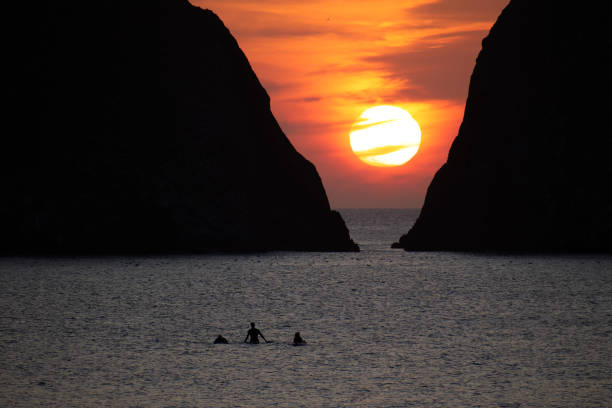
[214,334,228,344]
[244,322,268,344]
[293,331,306,346]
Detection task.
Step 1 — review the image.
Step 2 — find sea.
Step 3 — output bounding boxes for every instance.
[1,209,611,408]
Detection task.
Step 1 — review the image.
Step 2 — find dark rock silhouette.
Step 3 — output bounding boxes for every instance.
[2,0,358,253]
[393,0,612,252]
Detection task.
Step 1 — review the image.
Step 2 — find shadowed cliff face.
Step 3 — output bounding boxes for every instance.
[2,0,358,253]
[394,0,612,252]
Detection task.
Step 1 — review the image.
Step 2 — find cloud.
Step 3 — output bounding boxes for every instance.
[351,118,397,131]
[406,0,510,23]
[200,6,357,39]
[281,96,323,103]
[238,23,338,38]
[191,0,512,207]
[354,144,420,156]
[259,78,296,93]
[361,0,509,102]
[355,0,510,102]
[364,29,490,101]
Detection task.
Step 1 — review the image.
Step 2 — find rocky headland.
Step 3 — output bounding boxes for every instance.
[2,0,358,253]
[394,0,612,252]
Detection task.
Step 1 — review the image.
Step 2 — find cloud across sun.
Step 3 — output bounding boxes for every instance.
[350,106,421,167]
[191,0,509,207]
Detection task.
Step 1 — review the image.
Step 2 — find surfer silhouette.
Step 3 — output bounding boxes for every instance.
[244,322,268,344]
[214,334,228,344]
[293,331,306,346]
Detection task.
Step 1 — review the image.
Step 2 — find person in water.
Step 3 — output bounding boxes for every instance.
[214,334,228,344]
[244,322,268,344]
[293,331,306,346]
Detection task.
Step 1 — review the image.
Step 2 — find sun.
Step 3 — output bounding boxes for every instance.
[349,105,421,167]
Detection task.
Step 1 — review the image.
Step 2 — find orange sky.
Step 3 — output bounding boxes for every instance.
[192,0,509,208]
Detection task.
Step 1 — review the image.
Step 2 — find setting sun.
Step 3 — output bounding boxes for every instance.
[191,0,508,207]
[349,106,421,167]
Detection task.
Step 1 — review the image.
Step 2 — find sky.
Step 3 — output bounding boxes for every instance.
[192,0,509,208]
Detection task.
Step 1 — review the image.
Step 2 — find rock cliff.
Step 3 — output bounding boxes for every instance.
[2,0,358,253]
[394,0,612,252]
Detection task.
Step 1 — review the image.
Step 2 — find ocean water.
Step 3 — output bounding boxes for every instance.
[1,209,611,407]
